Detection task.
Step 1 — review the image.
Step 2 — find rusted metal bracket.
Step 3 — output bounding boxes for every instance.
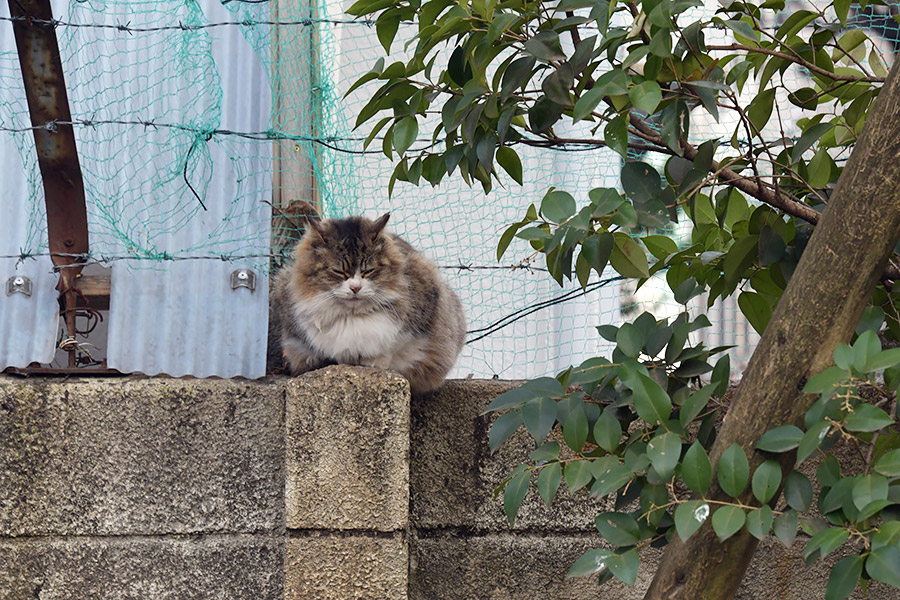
[8,0,91,367]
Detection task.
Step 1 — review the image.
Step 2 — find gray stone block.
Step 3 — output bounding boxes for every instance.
[409,533,654,600]
[0,377,284,536]
[411,379,609,532]
[0,535,283,600]
[285,534,407,600]
[285,366,409,531]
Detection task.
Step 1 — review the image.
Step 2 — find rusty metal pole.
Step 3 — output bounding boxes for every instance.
[7,0,90,367]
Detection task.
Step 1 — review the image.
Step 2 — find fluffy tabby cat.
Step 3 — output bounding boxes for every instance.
[271,213,465,394]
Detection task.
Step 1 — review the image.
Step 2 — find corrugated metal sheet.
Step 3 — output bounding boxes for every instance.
[100,0,271,378]
[0,1,60,369]
[0,0,271,377]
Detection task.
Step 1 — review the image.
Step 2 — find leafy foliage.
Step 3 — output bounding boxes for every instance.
[348,0,900,593]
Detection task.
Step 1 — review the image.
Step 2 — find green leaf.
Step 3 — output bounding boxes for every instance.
[803,366,850,395]
[817,455,842,487]
[567,548,613,578]
[604,115,629,157]
[537,462,562,506]
[865,348,900,372]
[542,63,574,105]
[723,234,760,284]
[797,421,831,466]
[746,506,774,540]
[616,323,643,358]
[756,425,803,452]
[375,14,400,53]
[790,122,834,163]
[607,549,639,586]
[629,81,662,114]
[524,30,566,61]
[647,431,682,479]
[621,161,662,204]
[773,509,798,547]
[784,471,813,511]
[738,292,773,335]
[496,147,523,185]
[392,116,418,155]
[845,404,894,432]
[530,441,560,462]
[522,397,557,443]
[591,463,632,498]
[484,387,534,413]
[541,190,577,223]
[852,474,889,511]
[712,505,746,542]
[805,527,851,562]
[630,374,672,426]
[746,88,775,134]
[489,410,524,452]
[504,471,530,526]
[681,441,713,495]
[595,512,641,547]
[825,555,862,600]
[593,409,622,453]
[717,444,750,498]
[674,500,710,542]
[487,12,518,42]
[563,404,589,452]
[866,546,900,589]
[564,460,593,492]
[875,449,900,477]
[680,385,714,428]
[610,233,650,279]
[751,460,782,504]
[581,232,614,276]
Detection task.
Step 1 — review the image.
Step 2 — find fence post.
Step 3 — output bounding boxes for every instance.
[284,365,410,599]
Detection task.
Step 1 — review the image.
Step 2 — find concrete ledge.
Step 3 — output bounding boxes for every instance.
[285,534,407,600]
[285,366,410,531]
[0,535,283,600]
[0,378,284,536]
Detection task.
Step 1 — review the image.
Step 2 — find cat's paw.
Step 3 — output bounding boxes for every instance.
[363,355,393,369]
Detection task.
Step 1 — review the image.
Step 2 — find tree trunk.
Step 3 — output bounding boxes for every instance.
[644,58,900,599]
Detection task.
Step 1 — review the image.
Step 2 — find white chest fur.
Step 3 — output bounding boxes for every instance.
[302,309,402,363]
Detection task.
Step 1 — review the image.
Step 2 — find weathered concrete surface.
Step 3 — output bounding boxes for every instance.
[0,535,283,600]
[1,370,897,600]
[285,534,407,600]
[410,534,658,600]
[285,366,410,531]
[0,377,284,536]
[411,379,609,532]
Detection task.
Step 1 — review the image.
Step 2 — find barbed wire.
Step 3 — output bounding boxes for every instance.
[0,251,549,273]
[0,117,678,157]
[0,15,372,32]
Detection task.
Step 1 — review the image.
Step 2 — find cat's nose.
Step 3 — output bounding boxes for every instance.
[349,283,362,294]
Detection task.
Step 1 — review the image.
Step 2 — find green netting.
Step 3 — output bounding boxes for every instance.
[1,0,898,378]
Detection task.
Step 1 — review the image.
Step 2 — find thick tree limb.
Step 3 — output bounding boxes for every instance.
[644,51,900,600]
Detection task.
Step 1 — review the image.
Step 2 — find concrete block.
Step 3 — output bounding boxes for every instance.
[285,366,409,531]
[0,377,284,536]
[0,535,283,600]
[411,379,608,532]
[285,534,407,600]
[409,533,654,600]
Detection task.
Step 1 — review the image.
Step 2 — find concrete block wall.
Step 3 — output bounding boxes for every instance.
[0,368,897,599]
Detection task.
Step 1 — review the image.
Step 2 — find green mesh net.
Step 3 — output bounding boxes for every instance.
[1,0,898,378]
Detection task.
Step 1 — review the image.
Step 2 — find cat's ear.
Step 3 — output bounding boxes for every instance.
[371,213,390,238]
[304,215,326,240]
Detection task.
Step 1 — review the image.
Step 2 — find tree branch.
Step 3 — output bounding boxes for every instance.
[706,43,885,83]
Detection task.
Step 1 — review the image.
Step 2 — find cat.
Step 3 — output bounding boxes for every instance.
[270,213,466,394]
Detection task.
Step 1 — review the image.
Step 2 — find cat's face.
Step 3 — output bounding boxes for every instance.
[291,214,405,308]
